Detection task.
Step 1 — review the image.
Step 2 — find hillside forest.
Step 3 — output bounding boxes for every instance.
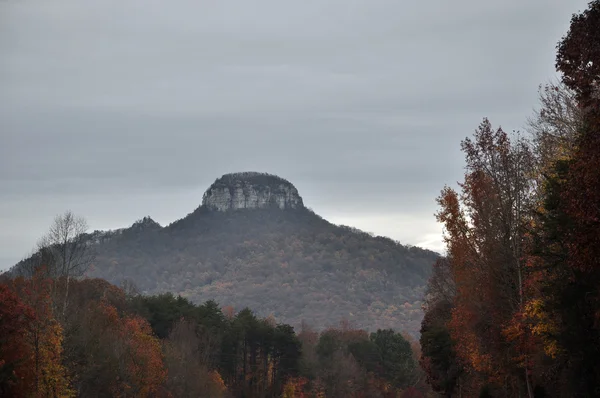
[83,206,438,338]
[1,2,600,397]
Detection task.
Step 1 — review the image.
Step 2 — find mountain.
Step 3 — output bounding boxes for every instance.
[14,172,439,335]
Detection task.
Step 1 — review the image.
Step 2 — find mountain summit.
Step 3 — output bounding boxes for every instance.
[202,172,303,212]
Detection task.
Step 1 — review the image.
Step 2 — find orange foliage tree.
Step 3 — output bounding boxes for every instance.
[436,119,536,396]
[7,271,74,397]
[93,302,168,397]
[523,1,600,394]
[0,283,35,397]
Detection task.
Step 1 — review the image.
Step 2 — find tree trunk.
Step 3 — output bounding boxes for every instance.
[62,274,71,319]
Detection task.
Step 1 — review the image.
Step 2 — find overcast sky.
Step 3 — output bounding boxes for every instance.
[0,0,589,270]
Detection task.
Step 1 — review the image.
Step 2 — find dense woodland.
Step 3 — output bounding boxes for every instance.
[420,3,600,397]
[2,2,600,397]
[0,271,427,397]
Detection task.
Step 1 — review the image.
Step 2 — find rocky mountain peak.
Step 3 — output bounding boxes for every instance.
[202,172,304,212]
[130,216,162,231]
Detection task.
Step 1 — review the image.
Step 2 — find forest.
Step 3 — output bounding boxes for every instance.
[0,270,426,397]
[2,2,599,397]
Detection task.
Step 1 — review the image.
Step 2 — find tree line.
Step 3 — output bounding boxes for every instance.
[1,211,426,397]
[420,2,600,397]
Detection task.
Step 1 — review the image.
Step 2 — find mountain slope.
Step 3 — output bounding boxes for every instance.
[14,173,439,335]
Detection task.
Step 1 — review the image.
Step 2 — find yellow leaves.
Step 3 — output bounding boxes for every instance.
[524,298,544,318]
[282,381,296,398]
[541,340,561,359]
[523,298,562,358]
[282,377,308,398]
[36,320,75,398]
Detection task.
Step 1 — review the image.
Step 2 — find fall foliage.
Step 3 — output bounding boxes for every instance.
[2,271,74,397]
[421,2,600,396]
[0,283,36,397]
[1,271,424,397]
[3,2,599,398]
[9,205,437,338]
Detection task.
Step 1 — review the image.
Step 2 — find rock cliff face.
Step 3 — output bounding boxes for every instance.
[202,172,304,212]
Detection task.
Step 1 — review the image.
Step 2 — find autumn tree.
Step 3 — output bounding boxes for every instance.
[555,0,600,278]
[425,4,600,395]
[523,1,600,394]
[110,306,168,397]
[282,376,309,398]
[0,283,35,397]
[435,119,536,396]
[10,272,74,397]
[163,318,227,397]
[68,299,167,397]
[556,0,600,115]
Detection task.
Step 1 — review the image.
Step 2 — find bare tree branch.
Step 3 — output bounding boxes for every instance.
[36,210,96,317]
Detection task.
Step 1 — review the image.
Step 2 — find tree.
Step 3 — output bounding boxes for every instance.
[420,258,462,397]
[526,81,582,176]
[523,2,600,394]
[314,325,420,397]
[556,0,600,115]
[370,329,416,389]
[297,321,320,380]
[316,339,365,398]
[282,376,309,398]
[163,318,227,397]
[217,307,302,397]
[0,283,35,397]
[37,211,95,317]
[436,119,536,396]
[129,292,198,339]
[71,300,167,397]
[420,310,460,398]
[555,0,600,273]
[272,323,302,393]
[422,257,456,309]
[10,272,74,397]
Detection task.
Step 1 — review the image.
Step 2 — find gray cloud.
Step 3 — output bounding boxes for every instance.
[0,0,589,269]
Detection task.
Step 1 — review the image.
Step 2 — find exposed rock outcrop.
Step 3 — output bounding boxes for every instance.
[130,216,162,231]
[202,172,304,211]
